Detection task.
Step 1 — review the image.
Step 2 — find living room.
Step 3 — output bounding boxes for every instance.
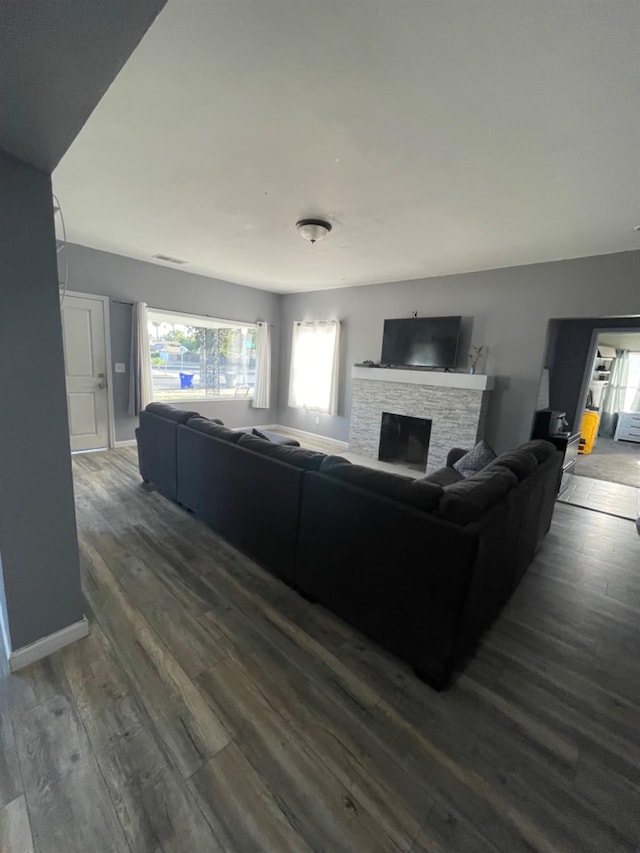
[1,2,640,851]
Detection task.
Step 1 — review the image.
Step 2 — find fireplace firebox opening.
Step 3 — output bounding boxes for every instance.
[378,412,432,472]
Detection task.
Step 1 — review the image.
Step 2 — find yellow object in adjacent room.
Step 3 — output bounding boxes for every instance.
[579,410,600,454]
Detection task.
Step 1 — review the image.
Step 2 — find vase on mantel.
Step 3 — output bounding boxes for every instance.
[468,345,485,376]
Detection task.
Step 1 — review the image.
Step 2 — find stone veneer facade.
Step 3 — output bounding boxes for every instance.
[349,375,491,473]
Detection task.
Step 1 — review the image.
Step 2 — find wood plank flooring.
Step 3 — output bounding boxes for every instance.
[2,446,640,851]
[558,474,639,521]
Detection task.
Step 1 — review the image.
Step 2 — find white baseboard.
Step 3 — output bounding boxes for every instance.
[9,616,89,672]
[113,439,137,447]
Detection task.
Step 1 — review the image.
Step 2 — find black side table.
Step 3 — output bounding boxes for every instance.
[546,432,581,497]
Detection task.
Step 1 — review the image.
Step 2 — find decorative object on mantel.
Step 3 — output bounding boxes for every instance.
[468,345,485,375]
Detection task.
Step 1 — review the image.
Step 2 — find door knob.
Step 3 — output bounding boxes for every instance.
[96,373,106,390]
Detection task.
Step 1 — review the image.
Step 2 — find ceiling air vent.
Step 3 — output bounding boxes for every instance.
[152,253,188,264]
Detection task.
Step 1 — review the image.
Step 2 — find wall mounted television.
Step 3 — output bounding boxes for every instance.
[380,316,461,369]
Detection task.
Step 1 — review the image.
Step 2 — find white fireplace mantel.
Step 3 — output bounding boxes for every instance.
[351,366,494,391]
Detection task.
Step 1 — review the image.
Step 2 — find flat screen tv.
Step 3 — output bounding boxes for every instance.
[380,316,461,369]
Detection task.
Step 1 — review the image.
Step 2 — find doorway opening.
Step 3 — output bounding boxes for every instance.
[539,318,640,520]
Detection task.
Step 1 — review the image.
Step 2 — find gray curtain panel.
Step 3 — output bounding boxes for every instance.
[128,302,153,416]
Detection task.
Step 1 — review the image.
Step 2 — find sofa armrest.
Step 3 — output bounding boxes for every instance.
[447,447,468,468]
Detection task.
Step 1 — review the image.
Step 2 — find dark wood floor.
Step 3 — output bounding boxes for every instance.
[2,447,640,852]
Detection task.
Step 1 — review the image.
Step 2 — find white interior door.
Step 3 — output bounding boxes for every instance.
[62,294,110,452]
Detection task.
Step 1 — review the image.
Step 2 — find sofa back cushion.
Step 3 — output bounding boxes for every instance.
[145,402,200,423]
[319,455,352,472]
[323,463,443,512]
[237,432,326,470]
[439,467,518,524]
[485,448,537,481]
[186,417,243,443]
[517,439,557,463]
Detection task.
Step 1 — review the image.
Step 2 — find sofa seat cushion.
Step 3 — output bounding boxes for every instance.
[186,417,243,443]
[486,448,537,481]
[237,432,326,470]
[439,467,518,524]
[324,463,443,512]
[452,440,496,478]
[145,402,201,423]
[517,439,558,463]
[422,467,464,487]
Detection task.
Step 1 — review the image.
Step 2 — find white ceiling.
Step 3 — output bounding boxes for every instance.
[54,0,640,293]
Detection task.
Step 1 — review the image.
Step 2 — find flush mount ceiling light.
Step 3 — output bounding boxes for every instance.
[296,219,332,243]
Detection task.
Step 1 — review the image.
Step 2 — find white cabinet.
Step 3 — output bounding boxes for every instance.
[614,412,640,443]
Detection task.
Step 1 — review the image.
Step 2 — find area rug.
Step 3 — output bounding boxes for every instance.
[573,437,640,488]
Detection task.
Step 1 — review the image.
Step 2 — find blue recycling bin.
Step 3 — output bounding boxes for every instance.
[179,372,194,389]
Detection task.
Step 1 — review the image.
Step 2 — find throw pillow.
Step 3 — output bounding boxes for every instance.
[252,428,269,440]
[452,440,496,478]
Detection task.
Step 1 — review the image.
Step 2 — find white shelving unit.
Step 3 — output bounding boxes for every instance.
[587,345,616,410]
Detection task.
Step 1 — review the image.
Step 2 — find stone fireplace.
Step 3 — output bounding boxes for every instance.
[349,367,493,474]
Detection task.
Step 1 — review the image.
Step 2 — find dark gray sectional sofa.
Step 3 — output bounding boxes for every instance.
[136,402,562,688]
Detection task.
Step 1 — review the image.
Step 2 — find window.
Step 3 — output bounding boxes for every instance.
[288,320,341,414]
[147,309,257,401]
[624,352,640,411]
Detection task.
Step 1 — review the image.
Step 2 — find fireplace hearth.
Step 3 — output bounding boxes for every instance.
[378,412,432,472]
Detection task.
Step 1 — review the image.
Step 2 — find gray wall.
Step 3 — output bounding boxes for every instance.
[547,316,640,433]
[277,251,640,453]
[64,243,282,441]
[0,150,84,651]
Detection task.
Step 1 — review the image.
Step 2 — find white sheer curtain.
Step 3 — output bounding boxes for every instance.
[288,320,341,414]
[599,349,629,437]
[128,301,153,416]
[252,321,271,409]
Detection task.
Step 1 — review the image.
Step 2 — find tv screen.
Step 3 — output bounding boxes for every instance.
[380,316,461,369]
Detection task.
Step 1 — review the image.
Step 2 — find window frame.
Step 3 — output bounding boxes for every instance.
[288,319,341,414]
[147,307,257,404]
